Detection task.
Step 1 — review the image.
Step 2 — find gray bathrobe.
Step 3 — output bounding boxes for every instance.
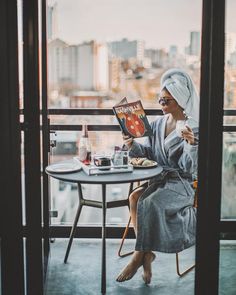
[129,114,198,253]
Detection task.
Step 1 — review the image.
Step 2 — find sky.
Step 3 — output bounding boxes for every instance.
[48,0,236,52]
[49,0,203,52]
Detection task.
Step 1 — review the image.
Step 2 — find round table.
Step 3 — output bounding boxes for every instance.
[46,160,163,294]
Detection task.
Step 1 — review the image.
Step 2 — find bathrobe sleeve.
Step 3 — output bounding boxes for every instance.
[128,137,154,159]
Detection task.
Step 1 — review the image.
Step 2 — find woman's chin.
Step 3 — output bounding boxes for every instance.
[162,109,168,114]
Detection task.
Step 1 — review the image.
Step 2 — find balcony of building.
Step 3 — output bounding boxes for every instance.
[1,1,236,295]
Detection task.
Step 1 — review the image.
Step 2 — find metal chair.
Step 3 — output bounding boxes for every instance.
[117,180,198,277]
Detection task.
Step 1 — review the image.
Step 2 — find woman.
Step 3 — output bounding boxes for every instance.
[116,68,199,284]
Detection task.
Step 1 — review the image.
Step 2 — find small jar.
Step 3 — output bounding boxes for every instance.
[113,151,123,166]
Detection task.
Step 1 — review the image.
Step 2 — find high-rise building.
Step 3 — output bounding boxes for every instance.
[145,48,168,68]
[95,43,109,91]
[225,33,236,63]
[169,45,178,58]
[48,39,109,91]
[77,41,108,91]
[67,45,79,86]
[229,51,236,68]
[189,31,201,56]
[48,38,70,86]
[109,58,121,89]
[47,2,58,40]
[108,38,145,61]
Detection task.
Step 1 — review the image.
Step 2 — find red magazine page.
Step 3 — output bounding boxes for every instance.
[113,99,153,138]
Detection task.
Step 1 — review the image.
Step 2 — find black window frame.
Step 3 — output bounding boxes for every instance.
[1,0,236,294]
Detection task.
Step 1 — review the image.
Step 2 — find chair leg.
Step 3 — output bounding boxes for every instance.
[117,216,134,257]
[176,252,195,277]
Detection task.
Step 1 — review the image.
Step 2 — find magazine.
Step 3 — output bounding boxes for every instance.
[113,97,153,138]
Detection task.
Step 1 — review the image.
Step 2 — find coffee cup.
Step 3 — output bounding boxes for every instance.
[176,120,188,137]
[94,156,111,170]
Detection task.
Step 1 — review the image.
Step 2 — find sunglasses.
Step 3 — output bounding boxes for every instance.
[158,97,175,106]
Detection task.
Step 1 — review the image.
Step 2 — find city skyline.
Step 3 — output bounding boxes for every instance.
[48,0,202,52]
[48,0,236,52]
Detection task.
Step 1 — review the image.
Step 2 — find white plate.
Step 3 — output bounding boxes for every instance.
[46,162,82,174]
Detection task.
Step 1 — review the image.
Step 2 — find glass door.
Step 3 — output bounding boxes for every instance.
[219,0,236,293]
[22,0,50,293]
[195,1,236,294]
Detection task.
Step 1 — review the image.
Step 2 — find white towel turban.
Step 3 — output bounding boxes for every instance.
[160,68,199,127]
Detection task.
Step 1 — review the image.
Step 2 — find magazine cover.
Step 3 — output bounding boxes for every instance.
[113,98,153,138]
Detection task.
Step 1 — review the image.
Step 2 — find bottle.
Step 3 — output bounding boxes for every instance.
[78,124,91,165]
[121,144,129,165]
[113,146,123,166]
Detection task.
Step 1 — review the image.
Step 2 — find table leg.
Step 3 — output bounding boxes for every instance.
[64,183,83,263]
[101,184,106,294]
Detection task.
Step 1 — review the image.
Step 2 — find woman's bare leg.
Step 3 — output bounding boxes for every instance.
[129,186,156,284]
[116,186,156,283]
[129,186,145,234]
[116,187,145,282]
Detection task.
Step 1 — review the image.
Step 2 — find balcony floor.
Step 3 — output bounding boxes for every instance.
[45,239,236,295]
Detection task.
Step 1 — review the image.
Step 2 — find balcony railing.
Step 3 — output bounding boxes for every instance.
[19,107,236,239]
[20,108,236,130]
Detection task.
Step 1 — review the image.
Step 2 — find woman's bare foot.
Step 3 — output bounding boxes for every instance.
[142,252,156,284]
[116,251,144,282]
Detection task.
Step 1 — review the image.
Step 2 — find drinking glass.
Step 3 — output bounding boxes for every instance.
[176,120,187,137]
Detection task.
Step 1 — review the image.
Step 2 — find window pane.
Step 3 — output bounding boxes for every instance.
[222,133,236,218]
[222,0,236,219]
[47,0,202,109]
[50,131,134,225]
[47,0,202,227]
[224,0,236,109]
[219,240,236,295]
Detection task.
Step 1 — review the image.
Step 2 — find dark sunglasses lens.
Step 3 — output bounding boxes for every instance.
[158,98,167,106]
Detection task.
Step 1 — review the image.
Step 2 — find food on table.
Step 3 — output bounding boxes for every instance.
[129,157,156,167]
[142,159,154,166]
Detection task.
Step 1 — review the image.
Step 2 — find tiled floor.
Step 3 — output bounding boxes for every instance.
[45,239,196,295]
[45,239,236,295]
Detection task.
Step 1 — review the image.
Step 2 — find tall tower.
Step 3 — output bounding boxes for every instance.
[189,31,201,56]
[108,38,144,61]
[47,2,58,40]
[77,41,108,91]
[225,33,236,63]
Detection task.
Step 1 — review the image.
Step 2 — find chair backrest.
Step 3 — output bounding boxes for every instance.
[193,180,198,208]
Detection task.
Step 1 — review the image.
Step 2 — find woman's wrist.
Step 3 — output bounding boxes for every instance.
[123,135,133,149]
[125,140,133,150]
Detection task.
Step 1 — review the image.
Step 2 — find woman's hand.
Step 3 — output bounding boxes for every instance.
[123,134,133,149]
[181,125,195,145]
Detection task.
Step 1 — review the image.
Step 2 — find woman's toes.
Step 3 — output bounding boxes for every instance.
[142,273,151,285]
[142,252,156,284]
[116,257,143,283]
[142,272,151,285]
[116,273,125,282]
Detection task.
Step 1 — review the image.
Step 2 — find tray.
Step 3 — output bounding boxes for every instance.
[74,157,133,176]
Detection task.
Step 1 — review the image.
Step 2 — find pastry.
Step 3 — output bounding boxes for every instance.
[137,158,147,165]
[130,157,147,165]
[142,159,153,166]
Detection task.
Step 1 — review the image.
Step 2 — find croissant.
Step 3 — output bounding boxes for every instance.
[141,159,153,166]
[137,158,147,165]
[130,157,148,165]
